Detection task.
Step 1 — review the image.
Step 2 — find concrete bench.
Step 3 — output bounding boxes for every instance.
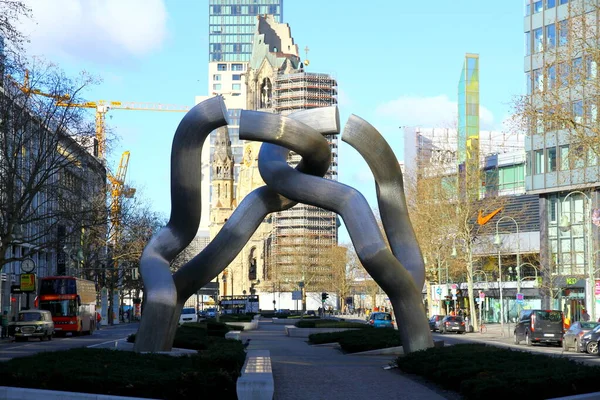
[225,330,242,341]
[236,350,274,400]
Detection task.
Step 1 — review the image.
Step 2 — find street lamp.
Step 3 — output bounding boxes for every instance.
[494,216,521,335]
[559,190,596,321]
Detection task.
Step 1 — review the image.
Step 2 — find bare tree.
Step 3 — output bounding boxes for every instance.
[511,0,600,167]
[0,0,31,56]
[0,58,107,274]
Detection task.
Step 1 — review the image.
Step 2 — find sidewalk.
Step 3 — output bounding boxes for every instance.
[240,319,457,400]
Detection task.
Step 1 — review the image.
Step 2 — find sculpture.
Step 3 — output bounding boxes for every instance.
[134,96,433,354]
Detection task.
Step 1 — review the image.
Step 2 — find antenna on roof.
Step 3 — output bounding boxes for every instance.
[304,45,310,66]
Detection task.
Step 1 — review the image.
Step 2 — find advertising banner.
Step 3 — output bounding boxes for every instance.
[595,280,600,300]
[20,274,36,292]
[101,287,108,325]
[112,290,120,325]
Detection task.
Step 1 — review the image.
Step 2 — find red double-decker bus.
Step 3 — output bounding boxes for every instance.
[38,276,97,336]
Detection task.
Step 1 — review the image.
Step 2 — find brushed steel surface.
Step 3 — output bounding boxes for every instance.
[342,114,425,289]
[246,114,433,353]
[134,96,228,352]
[136,105,338,352]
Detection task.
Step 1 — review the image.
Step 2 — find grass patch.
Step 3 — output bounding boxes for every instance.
[219,314,255,322]
[396,344,600,399]
[309,328,401,353]
[0,330,245,399]
[295,320,368,329]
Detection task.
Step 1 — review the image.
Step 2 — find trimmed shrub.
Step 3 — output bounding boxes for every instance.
[0,342,245,399]
[309,327,400,354]
[396,344,600,399]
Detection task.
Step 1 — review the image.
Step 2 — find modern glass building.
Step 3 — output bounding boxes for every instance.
[201,1,284,232]
[209,0,283,62]
[457,53,480,200]
[524,0,600,320]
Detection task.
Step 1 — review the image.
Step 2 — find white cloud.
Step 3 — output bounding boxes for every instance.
[20,0,167,63]
[374,95,496,130]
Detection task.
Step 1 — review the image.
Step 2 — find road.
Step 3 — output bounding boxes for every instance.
[0,322,139,361]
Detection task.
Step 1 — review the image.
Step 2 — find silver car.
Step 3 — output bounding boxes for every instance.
[563,321,600,352]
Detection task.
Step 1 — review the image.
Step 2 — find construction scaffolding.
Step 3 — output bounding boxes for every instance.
[266,71,339,293]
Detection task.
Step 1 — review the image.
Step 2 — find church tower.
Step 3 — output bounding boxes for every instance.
[210,126,235,231]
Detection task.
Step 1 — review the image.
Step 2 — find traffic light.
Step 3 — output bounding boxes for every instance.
[321,292,329,302]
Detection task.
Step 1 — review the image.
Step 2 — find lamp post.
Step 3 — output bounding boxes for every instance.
[559,190,595,321]
[495,216,520,336]
[473,270,489,329]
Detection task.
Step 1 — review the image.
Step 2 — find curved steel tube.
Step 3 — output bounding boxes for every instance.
[342,115,425,289]
[247,119,432,353]
[134,97,228,352]
[134,106,338,352]
[173,107,337,304]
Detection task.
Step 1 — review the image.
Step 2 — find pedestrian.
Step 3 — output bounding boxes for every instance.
[96,311,102,330]
[582,309,590,322]
[1,311,8,339]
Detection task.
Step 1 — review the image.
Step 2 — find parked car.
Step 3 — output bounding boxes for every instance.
[304,310,316,316]
[275,309,291,317]
[563,321,600,352]
[580,324,600,354]
[9,310,54,341]
[179,308,198,324]
[367,312,394,328]
[439,316,466,334]
[513,309,564,346]
[205,308,217,318]
[429,315,444,332]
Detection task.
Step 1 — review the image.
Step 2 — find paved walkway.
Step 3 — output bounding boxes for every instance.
[240,319,456,400]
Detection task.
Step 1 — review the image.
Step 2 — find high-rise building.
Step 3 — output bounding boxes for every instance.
[245,15,339,302]
[200,1,284,233]
[524,0,600,317]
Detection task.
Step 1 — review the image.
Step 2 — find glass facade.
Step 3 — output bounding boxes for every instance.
[457,54,480,199]
[208,0,283,62]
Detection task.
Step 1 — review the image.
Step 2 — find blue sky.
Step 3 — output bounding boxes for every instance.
[18,0,525,243]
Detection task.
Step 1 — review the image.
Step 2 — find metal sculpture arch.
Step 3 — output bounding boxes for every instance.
[134,96,433,354]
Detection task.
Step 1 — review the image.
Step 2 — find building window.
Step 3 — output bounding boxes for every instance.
[572,57,582,82]
[213,74,221,81]
[547,147,557,172]
[217,64,228,71]
[232,74,242,81]
[526,72,532,94]
[534,1,543,13]
[525,31,531,55]
[546,23,556,49]
[534,27,544,53]
[269,5,278,14]
[547,65,556,90]
[212,5,221,14]
[559,145,569,170]
[534,149,545,174]
[586,56,597,80]
[546,0,556,8]
[559,20,568,46]
[558,62,569,87]
[231,63,244,71]
[231,5,241,15]
[232,83,241,90]
[213,83,222,91]
[572,100,583,124]
[560,0,568,4]
[533,68,544,92]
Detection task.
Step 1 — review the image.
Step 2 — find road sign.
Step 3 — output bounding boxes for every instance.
[20,274,36,292]
[436,287,442,295]
[292,290,302,300]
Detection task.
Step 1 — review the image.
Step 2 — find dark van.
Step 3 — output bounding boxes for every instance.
[514,309,564,346]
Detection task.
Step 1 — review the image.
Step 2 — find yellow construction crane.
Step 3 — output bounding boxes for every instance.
[55,100,191,160]
[108,151,135,245]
